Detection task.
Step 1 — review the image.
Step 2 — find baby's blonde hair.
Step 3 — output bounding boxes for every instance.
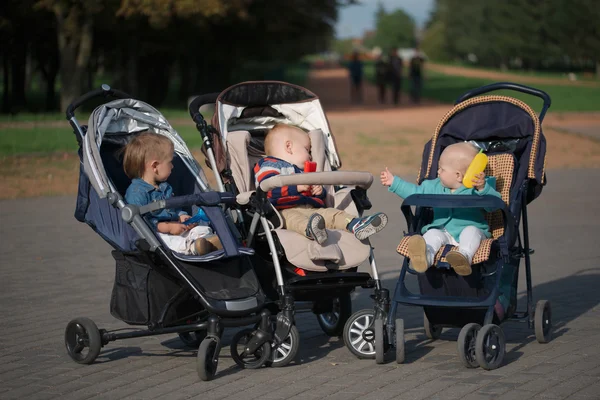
[264,124,307,155]
[440,142,479,174]
[123,131,174,179]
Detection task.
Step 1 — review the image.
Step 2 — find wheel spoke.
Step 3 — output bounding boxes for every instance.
[350,328,363,336]
[356,339,368,351]
[351,335,363,346]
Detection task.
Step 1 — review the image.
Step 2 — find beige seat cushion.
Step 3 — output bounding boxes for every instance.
[397,153,514,265]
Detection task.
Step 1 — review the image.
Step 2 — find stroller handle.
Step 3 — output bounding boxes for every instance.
[455,82,552,122]
[188,93,220,122]
[65,84,130,120]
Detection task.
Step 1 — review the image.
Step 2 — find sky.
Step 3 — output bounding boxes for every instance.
[335,0,435,39]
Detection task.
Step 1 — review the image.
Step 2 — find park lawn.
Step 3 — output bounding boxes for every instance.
[0,124,204,156]
[364,65,600,112]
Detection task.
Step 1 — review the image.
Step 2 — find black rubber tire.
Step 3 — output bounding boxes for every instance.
[535,300,552,344]
[375,318,386,364]
[316,293,353,337]
[395,319,405,364]
[424,311,442,340]
[475,324,505,370]
[64,317,102,365]
[267,325,300,368]
[343,309,376,359]
[197,337,218,381]
[178,331,207,348]
[457,323,481,368]
[230,329,271,370]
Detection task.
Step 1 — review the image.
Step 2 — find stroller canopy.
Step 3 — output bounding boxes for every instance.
[83,98,209,198]
[213,81,341,170]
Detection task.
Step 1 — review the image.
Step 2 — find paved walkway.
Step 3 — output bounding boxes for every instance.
[1,168,599,399]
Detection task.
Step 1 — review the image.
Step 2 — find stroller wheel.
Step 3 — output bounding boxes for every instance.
[197,337,219,381]
[395,318,405,364]
[179,331,207,348]
[316,293,352,337]
[475,324,505,370]
[424,311,442,340]
[343,309,376,359]
[65,317,102,365]
[375,318,387,364]
[230,329,271,369]
[534,300,552,344]
[457,323,481,368]
[267,325,300,368]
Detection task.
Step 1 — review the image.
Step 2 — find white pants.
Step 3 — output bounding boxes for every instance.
[158,225,213,255]
[423,226,487,266]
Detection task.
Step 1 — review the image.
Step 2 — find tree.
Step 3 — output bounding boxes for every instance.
[364,8,416,53]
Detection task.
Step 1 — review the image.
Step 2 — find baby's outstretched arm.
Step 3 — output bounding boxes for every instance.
[381,167,431,199]
[380,167,394,186]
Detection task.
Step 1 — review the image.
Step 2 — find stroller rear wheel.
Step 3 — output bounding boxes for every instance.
[534,300,552,344]
[375,318,388,364]
[343,309,376,359]
[316,293,352,337]
[457,323,481,368]
[475,324,505,370]
[65,317,102,365]
[395,318,405,364]
[197,337,220,381]
[230,328,271,369]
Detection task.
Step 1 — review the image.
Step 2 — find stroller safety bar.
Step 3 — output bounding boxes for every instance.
[259,171,373,192]
[138,192,237,215]
[401,194,516,252]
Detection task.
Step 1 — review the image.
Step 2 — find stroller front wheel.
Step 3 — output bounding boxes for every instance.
[475,324,505,370]
[534,300,552,344]
[424,311,442,340]
[65,317,102,365]
[316,293,352,337]
[267,325,300,368]
[457,323,481,368]
[197,337,219,381]
[230,329,271,369]
[343,309,376,359]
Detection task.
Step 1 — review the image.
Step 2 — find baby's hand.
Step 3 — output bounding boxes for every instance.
[297,184,311,192]
[472,172,486,191]
[180,215,191,223]
[380,167,394,187]
[311,185,323,196]
[170,223,188,235]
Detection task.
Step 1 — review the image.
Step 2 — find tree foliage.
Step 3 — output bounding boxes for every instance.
[421,0,600,74]
[364,6,416,52]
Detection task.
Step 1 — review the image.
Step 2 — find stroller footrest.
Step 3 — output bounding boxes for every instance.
[287,272,374,291]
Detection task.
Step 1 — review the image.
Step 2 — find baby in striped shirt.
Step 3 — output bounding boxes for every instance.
[254,124,387,244]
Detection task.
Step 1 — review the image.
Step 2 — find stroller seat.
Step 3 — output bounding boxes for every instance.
[227,128,370,272]
[397,153,515,265]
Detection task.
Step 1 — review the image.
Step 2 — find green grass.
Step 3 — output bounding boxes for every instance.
[0,123,207,156]
[364,65,600,112]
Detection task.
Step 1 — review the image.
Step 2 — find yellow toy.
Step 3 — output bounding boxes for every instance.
[463,149,488,188]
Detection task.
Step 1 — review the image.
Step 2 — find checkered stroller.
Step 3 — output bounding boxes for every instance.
[350,82,553,369]
[188,81,391,364]
[63,85,286,381]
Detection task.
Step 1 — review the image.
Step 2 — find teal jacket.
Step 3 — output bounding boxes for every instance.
[388,176,502,239]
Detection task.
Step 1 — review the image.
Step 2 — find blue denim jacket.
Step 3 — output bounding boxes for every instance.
[124,178,187,230]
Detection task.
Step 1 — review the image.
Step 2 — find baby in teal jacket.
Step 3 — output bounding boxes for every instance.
[381,142,502,276]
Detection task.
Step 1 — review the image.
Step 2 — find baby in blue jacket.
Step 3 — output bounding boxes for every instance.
[381,142,502,276]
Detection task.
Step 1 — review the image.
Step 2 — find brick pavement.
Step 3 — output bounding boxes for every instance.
[1,168,599,400]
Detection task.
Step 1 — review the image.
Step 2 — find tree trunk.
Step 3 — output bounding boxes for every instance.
[45,72,57,111]
[10,26,27,112]
[2,54,10,113]
[54,3,94,112]
[597,60,600,79]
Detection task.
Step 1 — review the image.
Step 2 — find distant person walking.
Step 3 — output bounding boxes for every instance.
[409,47,425,104]
[348,51,364,104]
[375,54,388,104]
[387,49,403,105]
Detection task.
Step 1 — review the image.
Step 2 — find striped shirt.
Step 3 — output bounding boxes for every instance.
[254,157,327,210]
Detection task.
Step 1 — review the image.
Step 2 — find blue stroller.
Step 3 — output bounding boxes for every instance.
[347,82,553,370]
[63,86,283,381]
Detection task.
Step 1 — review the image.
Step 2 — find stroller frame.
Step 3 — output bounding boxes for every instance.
[64,85,279,381]
[358,82,553,368]
[188,87,390,357]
